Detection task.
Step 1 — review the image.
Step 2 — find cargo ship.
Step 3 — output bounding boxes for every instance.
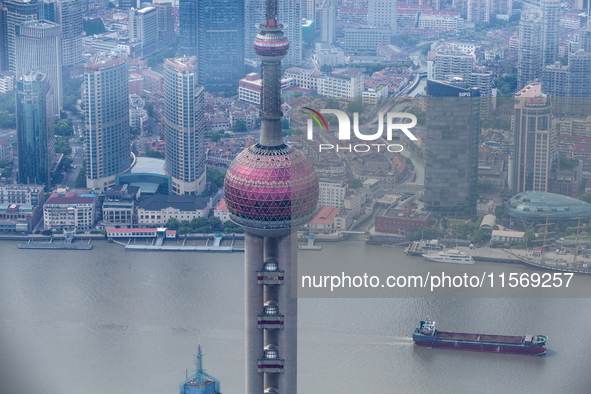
[413,320,547,355]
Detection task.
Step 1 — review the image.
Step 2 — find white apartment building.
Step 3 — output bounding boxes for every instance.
[0,74,15,93]
[419,10,464,30]
[238,73,294,105]
[342,26,391,52]
[362,84,388,104]
[43,195,99,231]
[317,73,364,97]
[284,67,323,90]
[318,179,348,208]
[368,0,397,35]
[314,42,346,67]
[129,6,158,57]
[136,195,212,226]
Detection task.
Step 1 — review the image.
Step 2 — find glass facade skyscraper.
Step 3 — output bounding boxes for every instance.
[179,0,197,54]
[424,79,480,217]
[16,70,55,187]
[197,0,244,91]
[15,20,62,114]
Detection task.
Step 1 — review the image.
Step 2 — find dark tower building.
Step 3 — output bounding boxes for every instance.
[179,0,197,55]
[16,70,55,187]
[197,0,244,91]
[424,79,480,217]
[223,1,319,393]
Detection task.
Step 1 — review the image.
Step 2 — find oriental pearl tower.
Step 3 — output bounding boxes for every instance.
[223,0,319,393]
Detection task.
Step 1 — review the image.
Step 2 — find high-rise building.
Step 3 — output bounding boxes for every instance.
[512,83,553,193]
[118,0,139,8]
[129,6,159,57]
[3,0,43,72]
[317,0,336,44]
[540,0,560,67]
[518,9,543,90]
[302,0,314,19]
[452,0,468,18]
[15,20,62,114]
[469,71,494,119]
[467,0,490,23]
[490,0,512,17]
[0,6,8,71]
[244,0,302,67]
[368,0,397,36]
[16,70,55,187]
[179,346,221,394]
[197,0,244,91]
[223,1,318,393]
[150,2,174,50]
[84,53,131,190]
[424,79,480,217]
[542,50,591,115]
[55,0,84,66]
[178,0,197,55]
[431,50,473,80]
[163,56,206,195]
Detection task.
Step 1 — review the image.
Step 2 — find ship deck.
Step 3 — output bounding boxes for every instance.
[435,331,523,344]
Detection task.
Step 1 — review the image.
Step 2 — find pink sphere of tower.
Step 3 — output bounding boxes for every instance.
[253,28,289,60]
[224,145,318,237]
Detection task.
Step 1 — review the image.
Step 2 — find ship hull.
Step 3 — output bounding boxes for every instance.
[422,255,474,264]
[413,336,546,355]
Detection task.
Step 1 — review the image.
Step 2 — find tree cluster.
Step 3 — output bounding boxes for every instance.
[166,216,224,235]
[0,91,15,129]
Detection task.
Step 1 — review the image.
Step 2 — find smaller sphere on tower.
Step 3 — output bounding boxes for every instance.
[254,28,289,61]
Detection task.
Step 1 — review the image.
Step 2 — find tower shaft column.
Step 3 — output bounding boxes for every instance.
[277,231,297,394]
[245,232,265,394]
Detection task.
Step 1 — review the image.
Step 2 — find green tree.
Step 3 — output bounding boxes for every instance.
[191,217,208,229]
[499,188,513,200]
[196,225,211,233]
[210,130,225,142]
[145,101,154,117]
[470,228,483,244]
[145,148,165,159]
[178,226,192,235]
[478,179,492,193]
[234,120,247,132]
[579,194,591,204]
[281,118,290,130]
[349,178,363,188]
[55,136,72,156]
[55,119,74,136]
[209,216,222,231]
[523,229,536,248]
[0,110,15,128]
[207,166,226,192]
[75,160,86,187]
[408,226,439,241]
[1,165,12,178]
[83,18,106,35]
[166,218,180,230]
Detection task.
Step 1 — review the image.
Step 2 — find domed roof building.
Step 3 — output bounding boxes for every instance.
[506,191,591,221]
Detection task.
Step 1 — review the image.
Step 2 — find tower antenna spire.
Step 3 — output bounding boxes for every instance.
[266,0,278,27]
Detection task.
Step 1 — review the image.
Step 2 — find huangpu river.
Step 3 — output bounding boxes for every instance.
[1,239,590,394]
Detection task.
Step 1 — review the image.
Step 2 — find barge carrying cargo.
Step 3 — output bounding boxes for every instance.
[413,320,547,355]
